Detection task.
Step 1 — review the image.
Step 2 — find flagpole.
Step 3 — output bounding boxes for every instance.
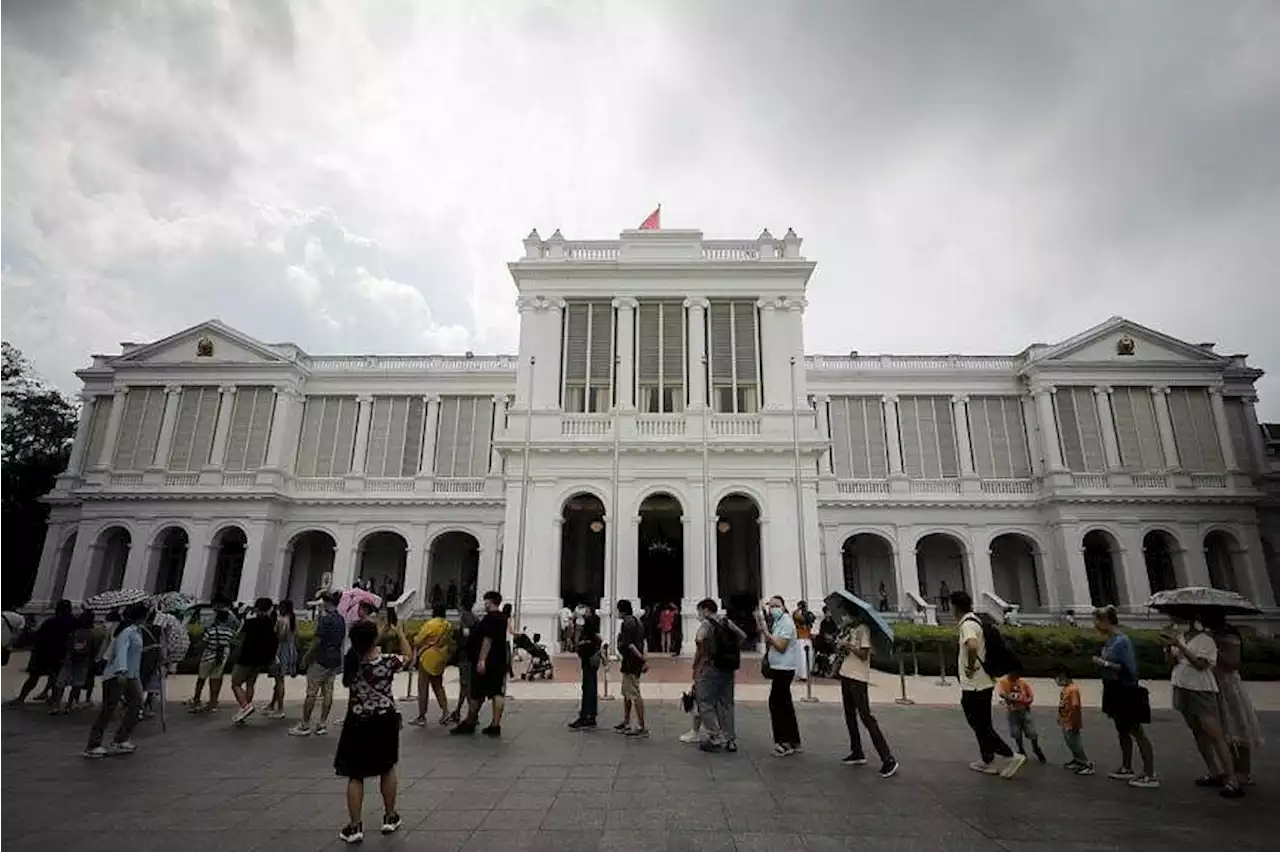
[512,356,536,631]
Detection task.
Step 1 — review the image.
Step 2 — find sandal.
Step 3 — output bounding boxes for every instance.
[408,716,427,727]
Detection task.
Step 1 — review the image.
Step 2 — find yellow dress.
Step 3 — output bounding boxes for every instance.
[414,617,452,677]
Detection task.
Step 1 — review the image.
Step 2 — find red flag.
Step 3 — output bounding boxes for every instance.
[638,205,661,230]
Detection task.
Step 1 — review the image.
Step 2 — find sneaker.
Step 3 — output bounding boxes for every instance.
[789,744,804,754]
[287,723,312,737]
[1128,774,1161,789]
[313,724,328,736]
[339,822,364,844]
[1195,774,1226,788]
[612,722,630,734]
[726,740,738,753]
[263,709,286,720]
[1074,763,1096,776]
[1033,746,1046,764]
[625,728,649,739]
[698,740,724,753]
[231,704,256,724]
[450,722,477,735]
[1219,785,1245,799]
[381,812,403,834]
[567,718,589,730]
[107,741,136,755]
[1062,760,1082,771]
[1106,768,1135,781]
[842,754,868,766]
[1000,754,1028,779]
[679,729,700,744]
[83,746,108,759]
[409,716,428,727]
[969,761,999,775]
[772,744,796,758]
[879,759,900,778]
[482,725,502,737]
[186,704,203,714]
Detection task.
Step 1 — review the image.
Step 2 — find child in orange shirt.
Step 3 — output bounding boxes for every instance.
[996,667,1046,763]
[1055,666,1093,775]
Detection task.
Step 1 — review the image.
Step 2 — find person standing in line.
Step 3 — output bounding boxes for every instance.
[1202,611,1262,787]
[792,601,815,682]
[1164,617,1243,797]
[613,599,649,738]
[951,590,1024,778]
[1055,666,1093,775]
[659,604,677,655]
[290,592,346,736]
[51,611,99,714]
[409,604,453,726]
[568,604,603,729]
[7,599,74,707]
[334,618,412,843]
[190,596,238,713]
[267,600,298,720]
[83,603,147,758]
[446,608,477,725]
[758,595,802,757]
[231,597,279,725]
[691,598,744,753]
[996,667,1046,763]
[837,619,898,776]
[451,591,509,736]
[559,605,575,653]
[1092,606,1158,788]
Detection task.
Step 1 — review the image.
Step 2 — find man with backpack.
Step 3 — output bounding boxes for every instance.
[692,598,745,753]
[951,590,1025,778]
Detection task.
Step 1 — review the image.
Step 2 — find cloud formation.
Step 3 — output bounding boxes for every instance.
[3,0,1278,413]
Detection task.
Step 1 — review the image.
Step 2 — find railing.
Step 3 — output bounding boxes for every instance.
[164,473,200,488]
[702,241,760,261]
[981,589,1018,623]
[561,414,612,437]
[910,479,962,495]
[433,478,486,494]
[805,354,1020,372]
[306,355,517,372]
[222,473,256,488]
[294,477,345,493]
[1072,473,1109,490]
[1191,473,1227,489]
[1131,473,1168,488]
[365,477,415,493]
[710,414,761,437]
[563,242,619,261]
[109,473,143,487]
[904,591,938,625]
[634,414,686,438]
[836,479,890,495]
[980,478,1036,495]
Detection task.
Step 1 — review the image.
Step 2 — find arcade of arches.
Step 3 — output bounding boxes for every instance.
[841,534,896,611]
[150,527,189,594]
[428,532,480,610]
[209,527,247,601]
[916,533,966,611]
[560,493,606,607]
[285,531,337,604]
[638,493,683,611]
[358,532,408,600]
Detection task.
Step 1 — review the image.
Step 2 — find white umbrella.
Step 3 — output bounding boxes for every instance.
[84,588,148,613]
[1147,586,1260,617]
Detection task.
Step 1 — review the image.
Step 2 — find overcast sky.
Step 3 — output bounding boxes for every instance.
[3,0,1278,415]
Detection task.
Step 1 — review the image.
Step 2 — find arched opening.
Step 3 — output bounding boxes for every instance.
[1204,530,1241,592]
[150,527,189,593]
[358,532,408,600]
[916,533,967,614]
[841,533,897,612]
[638,493,684,612]
[92,527,131,594]
[715,493,762,609]
[52,533,77,602]
[1142,530,1180,593]
[285,530,337,604]
[1264,537,1280,603]
[990,534,1043,610]
[560,493,606,608]
[209,527,247,602]
[1083,530,1123,607]
[428,531,480,610]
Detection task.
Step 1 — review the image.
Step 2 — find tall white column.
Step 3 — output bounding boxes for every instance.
[1021,394,1043,475]
[97,386,128,468]
[490,394,508,472]
[264,386,299,470]
[684,298,708,409]
[784,299,808,408]
[612,297,637,410]
[350,394,374,474]
[1242,395,1267,473]
[178,524,212,599]
[882,395,904,476]
[539,299,565,409]
[1151,385,1181,471]
[150,385,183,470]
[952,394,976,477]
[206,385,237,469]
[419,394,440,476]
[1207,386,1239,472]
[1094,385,1122,470]
[64,395,96,475]
[756,298,786,409]
[1032,386,1065,472]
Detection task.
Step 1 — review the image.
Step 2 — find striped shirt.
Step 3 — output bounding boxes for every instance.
[200,617,238,665]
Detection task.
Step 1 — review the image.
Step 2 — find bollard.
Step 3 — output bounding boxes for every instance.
[911,640,920,677]
[934,645,950,687]
[400,668,417,702]
[600,645,616,701]
[800,644,819,703]
[894,654,915,705]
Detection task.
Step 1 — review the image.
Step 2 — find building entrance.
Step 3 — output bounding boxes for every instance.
[637,493,684,652]
[560,493,606,608]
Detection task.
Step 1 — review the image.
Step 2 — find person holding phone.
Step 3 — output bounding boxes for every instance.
[757,596,801,757]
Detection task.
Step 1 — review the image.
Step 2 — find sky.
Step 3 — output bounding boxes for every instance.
[3,0,1279,415]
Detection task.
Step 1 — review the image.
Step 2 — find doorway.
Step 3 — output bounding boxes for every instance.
[638,492,684,652]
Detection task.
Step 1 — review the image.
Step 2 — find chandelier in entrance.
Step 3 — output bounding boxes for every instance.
[588,519,604,534]
[647,538,674,556]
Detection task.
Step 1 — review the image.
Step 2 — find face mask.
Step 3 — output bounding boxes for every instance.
[770,607,785,620]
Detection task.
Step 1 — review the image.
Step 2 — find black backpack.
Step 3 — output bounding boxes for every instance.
[965,613,1018,678]
[709,620,741,672]
[137,622,164,685]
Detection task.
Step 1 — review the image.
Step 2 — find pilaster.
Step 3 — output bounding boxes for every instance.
[684,298,709,410]
[612,297,637,410]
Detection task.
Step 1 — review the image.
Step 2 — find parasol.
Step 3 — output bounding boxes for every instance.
[824,590,896,654]
[150,591,196,616]
[84,588,149,613]
[1147,586,1260,617]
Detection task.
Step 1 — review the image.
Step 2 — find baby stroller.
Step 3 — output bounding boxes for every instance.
[515,632,554,680]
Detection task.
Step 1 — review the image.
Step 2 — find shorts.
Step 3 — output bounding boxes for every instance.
[198,657,227,680]
[1007,708,1038,740]
[306,663,341,684]
[231,665,265,688]
[621,673,642,701]
[1173,687,1220,723]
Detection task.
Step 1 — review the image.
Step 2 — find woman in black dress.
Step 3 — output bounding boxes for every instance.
[334,618,412,844]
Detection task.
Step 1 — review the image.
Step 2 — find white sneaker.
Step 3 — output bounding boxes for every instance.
[232,704,256,724]
[679,730,700,744]
[107,741,136,755]
[287,723,312,737]
[83,746,107,759]
[313,724,328,736]
[1000,754,1028,779]
[969,761,999,775]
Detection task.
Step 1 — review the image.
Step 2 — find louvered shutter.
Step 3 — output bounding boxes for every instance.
[1224,397,1257,473]
[1001,397,1031,476]
[1169,388,1224,472]
[295,397,323,477]
[435,396,460,477]
[455,396,478,476]
[661,302,685,410]
[863,398,889,477]
[223,387,274,471]
[847,397,872,478]
[829,397,853,479]
[708,301,734,412]
[471,397,495,475]
[113,388,165,470]
[83,396,113,471]
[969,397,1030,478]
[1055,388,1105,472]
[366,398,392,475]
[112,391,146,469]
[563,302,589,411]
[732,301,758,382]
[638,302,661,411]
[332,397,358,475]
[969,398,995,477]
[898,397,924,477]
[298,396,358,477]
[400,397,426,476]
[1111,387,1162,471]
[587,301,613,410]
[168,387,218,471]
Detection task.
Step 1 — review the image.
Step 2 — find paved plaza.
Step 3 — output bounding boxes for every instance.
[2,694,1277,852]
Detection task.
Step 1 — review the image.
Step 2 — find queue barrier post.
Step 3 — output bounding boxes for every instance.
[894,652,915,706]
[800,644,819,703]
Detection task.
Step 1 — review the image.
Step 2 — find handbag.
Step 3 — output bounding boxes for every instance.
[760,652,773,680]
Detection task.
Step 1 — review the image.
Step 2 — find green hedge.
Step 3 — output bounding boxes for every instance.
[874,624,1280,681]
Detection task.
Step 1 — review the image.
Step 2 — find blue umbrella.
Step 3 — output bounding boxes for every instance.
[824,590,896,653]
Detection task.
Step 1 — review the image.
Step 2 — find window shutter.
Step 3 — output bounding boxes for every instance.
[1001,397,1031,476]
[333,397,358,475]
[934,398,960,478]
[385,397,409,477]
[366,398,392,475]
[435,397,460,477]
[1224,397,1257,473]
[113,387,164,470]
[898,397,924,477]
[587,301,613,385]
[638,303,660,385]
[661,301,684,410]
[168,387,218,472]
[223,387,274,471]
[84,396,114,472]
[708,302,733,384]
[564,302,590,385]
[969,398,996,477]
[829,397,853,479]
[295,397,322,477]
[732,301,758,382]
[245,388,274,470]
[1055,388,1105,472]
[456,396,478,476]
[863,398,889,477]
[1169,387,1223,472]
[400,397,426,476]
[1111,387,1162,471]
[471,397,495,476]
[314,397,339,476]
[299,396,358,477]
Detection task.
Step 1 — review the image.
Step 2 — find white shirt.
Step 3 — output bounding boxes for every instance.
[838,624,872,683]
[957,614,994,691]
[1171,631,1219,693]
[559,608,573,628]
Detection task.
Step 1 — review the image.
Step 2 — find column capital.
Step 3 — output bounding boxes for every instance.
[813,393,830,404]
[218,384,237,395]
[782,298,807,312]
[1150,385,1171,396]
[516,295,566,313]
[356,394,374,404]
[756,296,785,311]
[164,384,183,396]
[423,392,439,404]
[111,383,130,396]
[1030,384,1056,397]
[1241,394,1259,404]
[79,391,99,404]
[881,394,899,404]
[951,393,969,405]
[610,296,638,310]
[1093,384,1113,396]
[1207,385,1224,397]
[492,394,509,406]
[682,296,709,310]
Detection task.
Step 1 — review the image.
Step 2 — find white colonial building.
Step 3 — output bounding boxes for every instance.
[29,227,1280,639]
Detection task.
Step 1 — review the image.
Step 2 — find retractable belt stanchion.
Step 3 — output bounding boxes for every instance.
[600,643,616,701]
[894,649,915,706]
[800,644,819,703]
[935,643,950,687]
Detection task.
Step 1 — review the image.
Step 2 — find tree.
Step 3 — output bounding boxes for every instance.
[2,342,78,607]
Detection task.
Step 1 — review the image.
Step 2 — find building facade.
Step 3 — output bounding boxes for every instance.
[29,227,1280,640]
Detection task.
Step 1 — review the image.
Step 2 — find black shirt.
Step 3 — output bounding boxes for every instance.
[577,613,602,659]
[237,614,279,668]
[617,615,646,675]
[468,611,509,670]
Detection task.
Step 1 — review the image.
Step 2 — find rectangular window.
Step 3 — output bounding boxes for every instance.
[167,386,220,472]
[1110,387,1163,471]
[562,300,614,413]
[637,301,686,413]
[1054,387,1106,472]
[294,396,359,477]
[897,396,959,478]
[967,397,1031,478]
[82,395,114,471]
[1168,387,1224,472]
[827,396,889,478]
[707,300,760,413]
[364,396,427,477]
[112,387,166,470]
[434,396,495,478]
[1224,396,1258,473]
[223,387,275,472]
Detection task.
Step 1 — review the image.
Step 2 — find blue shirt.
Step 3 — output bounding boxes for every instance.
[314,611,346,670]
[105,624,143,681]
[767,609,799,671]
[1101,632,1138,685]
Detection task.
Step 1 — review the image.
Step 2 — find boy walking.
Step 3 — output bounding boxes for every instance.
[1056,667,1093,775]
[83,603,147,758]
[190,595,238,712]
[996,667,1046,763]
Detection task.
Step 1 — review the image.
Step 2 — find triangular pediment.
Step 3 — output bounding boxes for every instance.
[1035,317,1227,366]
[111,320,294,366]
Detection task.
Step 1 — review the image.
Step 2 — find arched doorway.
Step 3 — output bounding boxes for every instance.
[428,531,480,610]
[1204,530,1241,592]
[1142,530,1180,593]
[990,534,1043,610]
[716,493,762,645]
[841,533,897,612]
[285,530,337,604]
[93,527,131,594]
[52,533,77,603]
[561,493,606,608]
[1083,530,1122,607]
[916,533,967,614]
[150,527,189,593]
[638,493,684,610]
[210,527,247,602]
[358,532,408,600]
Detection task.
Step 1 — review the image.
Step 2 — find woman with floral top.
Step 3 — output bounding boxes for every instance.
[334,618,411,844]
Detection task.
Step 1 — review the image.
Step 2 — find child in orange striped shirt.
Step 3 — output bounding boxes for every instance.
[1056,666,1093,775]
[997,667,1046,763]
